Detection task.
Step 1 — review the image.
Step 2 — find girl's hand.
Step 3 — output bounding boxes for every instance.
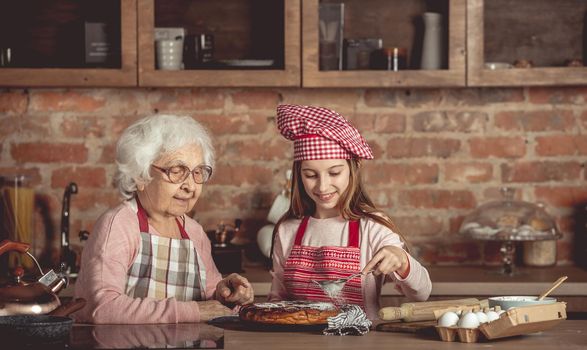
[215,273,255,306]
[363,245,409,277]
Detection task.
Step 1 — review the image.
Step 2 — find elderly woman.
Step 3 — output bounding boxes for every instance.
[73,114,253,324]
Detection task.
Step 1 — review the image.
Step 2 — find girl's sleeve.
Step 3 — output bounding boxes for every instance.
[372,223,432,302]
[73,210,202,324]
[267,228,288,301]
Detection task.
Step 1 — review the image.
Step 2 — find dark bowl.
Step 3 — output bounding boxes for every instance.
[0,315,73,343]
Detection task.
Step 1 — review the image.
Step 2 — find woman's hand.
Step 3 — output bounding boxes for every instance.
[363,245,409,278]
[215,273,254,306]
[197,300,234,321]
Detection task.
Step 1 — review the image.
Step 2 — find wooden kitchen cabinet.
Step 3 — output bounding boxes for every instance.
[137,0,301,87]
[467,0,587,86]
[301,0,466,87]
[0,0,137,87]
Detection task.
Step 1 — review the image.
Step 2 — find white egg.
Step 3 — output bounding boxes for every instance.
[438,311,460,327]
[457,311,480,329]
[475,311,488,324]
[485,310,500,322]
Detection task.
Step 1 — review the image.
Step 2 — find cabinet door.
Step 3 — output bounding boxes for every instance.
[0,0,137,87]
[302,0,466,87]
[138,0,301,87]
[467,0,587,86]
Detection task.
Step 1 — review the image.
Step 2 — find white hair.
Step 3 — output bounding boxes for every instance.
[115,114,215,199]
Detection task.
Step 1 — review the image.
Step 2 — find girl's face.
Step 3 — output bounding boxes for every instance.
[138,143,204,220]
[300,159,350,219]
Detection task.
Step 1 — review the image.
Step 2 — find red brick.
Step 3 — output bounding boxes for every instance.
[495,110,575,132]
[399,89,444,107]
[469,137,526,158]
[528,87,587,104]
[364,89,398,107]
[286,90,360,111]
[99,144,117,164]
[412,111,488,132]
[386,138,460,158]
[51,167,107,188]
[581,111,587,129]
[61,116,106,138]
[445,162,493,183]
[364,138,384,159]
[30,91,106,112]
[556,241,573,263]
[445,88,524,105]
[11,143,88,163]
[0,115,19,139]
[218,138,290,161]
[197,113,269,135]
[534,186,587,208]
[363,163,439,185]
[0,91,28,114]
[0,167,42,186]
[150,89,225,112]
[399,189,476,209]
[110,115,144,139]
[535,135,587,156]
[394,216,444,237]
[231,90,281,110]
[210,164,274,186]
[73,190,121,211]
[502,161,582,183]
[350,113,406,133]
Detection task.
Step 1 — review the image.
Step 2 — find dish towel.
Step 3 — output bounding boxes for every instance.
[323,304,372,336]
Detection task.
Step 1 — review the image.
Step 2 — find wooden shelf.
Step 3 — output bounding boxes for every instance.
[0,0,137,87]
[467,0,587,87]
[137,0,301,87]
[302,0,466,88]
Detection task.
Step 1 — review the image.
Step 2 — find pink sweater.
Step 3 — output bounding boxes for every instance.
[269,216,432,319]
[73,201,222,324]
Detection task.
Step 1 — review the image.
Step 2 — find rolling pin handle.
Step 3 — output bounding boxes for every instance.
[378,305,411,321]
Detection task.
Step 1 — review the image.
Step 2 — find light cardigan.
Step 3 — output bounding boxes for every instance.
[269,216,432,319]
[73,200,223,324]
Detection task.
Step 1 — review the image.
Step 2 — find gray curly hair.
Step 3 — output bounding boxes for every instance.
[115,114,215,200]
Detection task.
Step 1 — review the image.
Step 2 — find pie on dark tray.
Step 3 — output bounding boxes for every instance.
[239,300,339,325]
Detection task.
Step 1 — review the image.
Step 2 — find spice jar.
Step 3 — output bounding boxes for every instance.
[523,240,557,267]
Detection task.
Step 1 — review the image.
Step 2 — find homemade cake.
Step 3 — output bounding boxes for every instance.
[239,301,340,325]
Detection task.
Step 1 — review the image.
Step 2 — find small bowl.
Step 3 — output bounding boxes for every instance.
[488,296,556,310]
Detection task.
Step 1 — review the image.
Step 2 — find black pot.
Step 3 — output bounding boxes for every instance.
[0,315,73,344]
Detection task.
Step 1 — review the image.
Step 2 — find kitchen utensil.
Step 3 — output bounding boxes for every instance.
[378,298,485,322]
[375,320,437,333]
[0,239,69,316]
[538,275,568,300]
[487,296,556,310]
[312,270,373,299]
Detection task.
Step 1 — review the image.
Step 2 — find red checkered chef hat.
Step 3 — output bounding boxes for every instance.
[276,104,373,161]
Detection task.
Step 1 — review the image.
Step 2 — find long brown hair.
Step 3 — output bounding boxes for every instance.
[270,158,409,262]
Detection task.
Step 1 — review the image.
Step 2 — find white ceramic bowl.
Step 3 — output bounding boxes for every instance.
[488,296,556,310]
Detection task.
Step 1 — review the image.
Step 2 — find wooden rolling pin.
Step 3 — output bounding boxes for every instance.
[379,298,485,322]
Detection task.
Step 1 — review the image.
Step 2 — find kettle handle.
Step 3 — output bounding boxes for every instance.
[0,239,30,257]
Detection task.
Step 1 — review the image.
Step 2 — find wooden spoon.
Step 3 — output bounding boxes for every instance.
[537,276,568,300]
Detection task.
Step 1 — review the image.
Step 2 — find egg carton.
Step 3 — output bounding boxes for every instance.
[435,302,566,343]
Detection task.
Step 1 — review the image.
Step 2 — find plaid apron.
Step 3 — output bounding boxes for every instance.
[283,216,364,307]
[125,199,206,301]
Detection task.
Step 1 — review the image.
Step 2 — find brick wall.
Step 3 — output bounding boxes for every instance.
[1,87,586,267]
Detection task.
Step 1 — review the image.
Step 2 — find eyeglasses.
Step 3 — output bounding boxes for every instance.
[151,164,213,184]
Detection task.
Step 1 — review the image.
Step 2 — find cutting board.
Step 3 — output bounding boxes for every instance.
[375,320,437,333]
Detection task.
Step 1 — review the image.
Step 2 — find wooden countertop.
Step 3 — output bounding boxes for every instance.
[66,320,587,349]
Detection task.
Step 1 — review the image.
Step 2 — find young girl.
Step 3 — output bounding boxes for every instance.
[268,104,432,319]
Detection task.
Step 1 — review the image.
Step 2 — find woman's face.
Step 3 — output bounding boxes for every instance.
[138,143,204,219]
[300,159,350,219]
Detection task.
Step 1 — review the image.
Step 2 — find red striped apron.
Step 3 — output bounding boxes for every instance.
[283,216,364,307]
